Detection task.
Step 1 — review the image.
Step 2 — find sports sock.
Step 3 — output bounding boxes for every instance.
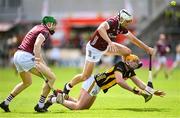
[38,95,46,108]
[51,97,57,103]
[66,83,72,90]
[4,94,14,105]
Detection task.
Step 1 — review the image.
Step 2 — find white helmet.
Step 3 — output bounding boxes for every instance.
[118,9,133,23]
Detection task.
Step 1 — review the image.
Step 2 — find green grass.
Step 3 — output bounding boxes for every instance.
[0,67,180,118]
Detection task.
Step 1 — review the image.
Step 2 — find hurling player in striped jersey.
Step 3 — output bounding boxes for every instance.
[44,54,165,110]
[63,9,154,96]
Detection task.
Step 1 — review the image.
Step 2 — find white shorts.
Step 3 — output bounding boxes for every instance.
[86,42,107,62]
[13,50,35,72]
[157,56,167,64]
[82,76,101,96]
[176,53,180,62]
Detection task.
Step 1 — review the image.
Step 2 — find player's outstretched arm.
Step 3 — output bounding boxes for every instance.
[115,71,142,95]
[130,76,166,97]
[126,31,154,55]
[130,76,146,90]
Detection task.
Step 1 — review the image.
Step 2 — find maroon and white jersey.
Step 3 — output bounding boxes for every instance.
[90,16,128,51]
[18,24,51,54]
[156,43,170,56]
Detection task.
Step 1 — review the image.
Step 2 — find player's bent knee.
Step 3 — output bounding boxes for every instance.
[23,81,32,87]
[81,75,90,81]
[48,72,56,82]
[125,49,132,55]
[120,49,131,56]
[51,73,56,81]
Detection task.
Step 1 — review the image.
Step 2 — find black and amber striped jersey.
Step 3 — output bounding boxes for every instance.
[94,61,136,93]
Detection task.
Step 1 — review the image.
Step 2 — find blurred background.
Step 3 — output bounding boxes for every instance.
[0,0,179,68]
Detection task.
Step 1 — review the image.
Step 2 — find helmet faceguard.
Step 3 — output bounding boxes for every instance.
[118,9,133,25]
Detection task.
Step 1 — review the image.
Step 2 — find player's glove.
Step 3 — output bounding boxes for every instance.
[141,92,153,103]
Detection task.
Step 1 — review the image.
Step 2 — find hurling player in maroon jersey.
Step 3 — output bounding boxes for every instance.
[63,9,154,95]
[0,16,57,112]
[153,33,170,79]
[44,54,165,110]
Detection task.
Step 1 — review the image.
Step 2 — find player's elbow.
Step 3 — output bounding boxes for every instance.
[116,78,123,85]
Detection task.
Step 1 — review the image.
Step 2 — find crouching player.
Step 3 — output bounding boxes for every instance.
[0,16,57,112]
[44,54,165,110]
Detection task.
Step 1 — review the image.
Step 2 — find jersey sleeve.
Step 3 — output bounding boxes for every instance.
[114,62,124,72]
[107,18,116,29]
[130,70,136,77]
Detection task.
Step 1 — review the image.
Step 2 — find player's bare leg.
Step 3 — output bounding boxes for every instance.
[0,72,32,112]
[30,63,56,112]
[11,72,32,96]
[33,62,56,96]
[153,64,163,78]
[105,42,131,56]
[64,42,131,95]
[170,61,180,74]
[64,61,95,94]
[60,89,96,110]
[163,63,169,79]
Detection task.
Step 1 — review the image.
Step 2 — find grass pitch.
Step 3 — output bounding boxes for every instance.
[0,67,180,118]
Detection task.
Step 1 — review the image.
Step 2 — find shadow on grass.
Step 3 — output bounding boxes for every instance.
[0,110,68,114]
[101,108,170,112]
[0,108,170,115]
